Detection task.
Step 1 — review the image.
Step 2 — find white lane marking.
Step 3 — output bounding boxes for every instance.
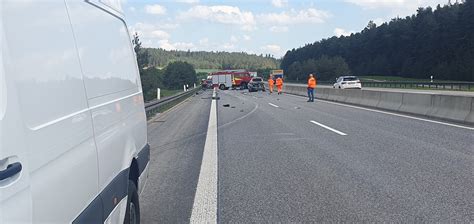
[268,103,279,108]
[310,120,347,136]
[190,93,218,223]
[285,94,474,131]
[320,100,474,131]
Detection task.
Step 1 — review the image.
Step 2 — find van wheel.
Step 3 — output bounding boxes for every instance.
[219,84,226,90]
[124,180,140,224]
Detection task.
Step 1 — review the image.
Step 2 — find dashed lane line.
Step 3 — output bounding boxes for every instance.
[310,120,347,136]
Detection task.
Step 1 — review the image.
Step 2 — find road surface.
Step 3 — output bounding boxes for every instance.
[141,88,474,223]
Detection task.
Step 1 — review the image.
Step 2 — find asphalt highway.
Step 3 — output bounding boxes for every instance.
[142,88,474,223]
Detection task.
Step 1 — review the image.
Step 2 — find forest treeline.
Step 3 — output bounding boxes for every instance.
[281,1,474,81]
[145,48,279,70]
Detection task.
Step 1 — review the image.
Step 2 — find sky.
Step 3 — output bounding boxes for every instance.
[122,0,448,58]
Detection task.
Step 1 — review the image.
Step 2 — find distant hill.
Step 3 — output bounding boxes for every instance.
[145,48,279,70]
[281,1,474,81]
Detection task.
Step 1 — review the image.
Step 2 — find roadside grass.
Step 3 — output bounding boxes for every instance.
[160,89,182,98]
[195,68,219,74]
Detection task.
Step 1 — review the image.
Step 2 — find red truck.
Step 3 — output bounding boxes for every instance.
[211,70,254,90]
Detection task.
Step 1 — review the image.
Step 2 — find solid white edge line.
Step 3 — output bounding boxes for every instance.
[268,103,279,108]
[286,94,474,131]
[310,120,347,136]
[190,92,218,224]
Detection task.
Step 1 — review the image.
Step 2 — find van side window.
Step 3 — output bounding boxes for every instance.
[66,2,139,99]
[3,2,89,128]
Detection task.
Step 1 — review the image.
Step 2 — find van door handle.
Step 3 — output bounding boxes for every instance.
[0,162,22,181]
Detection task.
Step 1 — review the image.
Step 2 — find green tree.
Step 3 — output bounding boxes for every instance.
[132,32,149,70]
[163,61,197,89]
[281,3,474,81]
[140,67,164,102]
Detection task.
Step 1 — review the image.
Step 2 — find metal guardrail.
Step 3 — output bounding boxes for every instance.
[361,81,474,91]
[145,88,199,117]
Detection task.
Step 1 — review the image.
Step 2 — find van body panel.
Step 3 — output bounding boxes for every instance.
[0,4,33,221]
[1,1,148,222]
[66,1,148,221]
[1,1,100,223]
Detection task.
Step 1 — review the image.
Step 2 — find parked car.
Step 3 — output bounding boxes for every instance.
[333,76,362,89]
[0,1,149,223]
[248,77,266,92]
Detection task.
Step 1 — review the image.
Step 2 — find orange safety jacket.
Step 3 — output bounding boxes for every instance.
[268,79,275,86]
[308,77,316,88]
[276,78,283,86]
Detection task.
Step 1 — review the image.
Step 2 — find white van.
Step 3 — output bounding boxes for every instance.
[0,1,149,223]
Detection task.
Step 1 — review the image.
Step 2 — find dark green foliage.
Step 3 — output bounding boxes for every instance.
[163,61,197,90]
[140,67,163,102]
[146,49,279,70]
[256,68,274,78]
[132,32,149,70]
[287,56,351,81]
[281,2,474,81]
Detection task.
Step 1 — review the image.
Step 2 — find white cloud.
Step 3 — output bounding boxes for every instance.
[257,8,331,25]
[269,26,289,33]
[345,0,447,12]
[175,0,199,3]
[145,4,166,15]
[242,35,251,41]
[230,35,239,43]
[150,30,170,39]
[372,18,386,26]
[272,0,288,8]
[158,39,195,51]
[222,43,236,50]
[179,5,256,31]
[345,0,405,9]
[129,22,177,41]
[261,44,283,57]
[199,38,209,45]
[334,28,355,36]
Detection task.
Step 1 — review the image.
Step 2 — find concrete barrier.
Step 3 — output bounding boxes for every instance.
[343,89,363,105]
[427,95,473,123]
[376,92,403,111]
[398,93,433,116]
[360,91,381,107]
[283,83,473,125]
[465,99,474,124]
[315,88,329,100]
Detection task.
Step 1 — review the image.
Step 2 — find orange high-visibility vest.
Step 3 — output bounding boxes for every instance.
[308,77,316,88]
[276,78,283,86]
[268,79,275,86]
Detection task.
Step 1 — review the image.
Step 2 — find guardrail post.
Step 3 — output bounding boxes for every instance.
[157,88,161,100]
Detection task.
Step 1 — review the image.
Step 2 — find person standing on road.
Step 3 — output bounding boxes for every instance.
[307,74,316,102]
[268,75,275,94]
[276,77,283,95]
